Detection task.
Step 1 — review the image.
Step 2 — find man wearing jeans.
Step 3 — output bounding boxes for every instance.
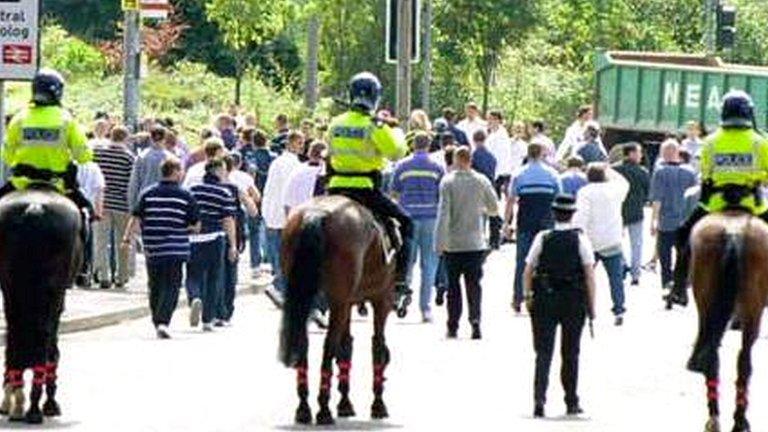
[187,157,238,332]
[436,147,498,339]
[504,143,561,313]
[392,132,444,323]
[650,140,698,291]
[614,143,649,286]
[261,130,304,304]
[574,163,630,325]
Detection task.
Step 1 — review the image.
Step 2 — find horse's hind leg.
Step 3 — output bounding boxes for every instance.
[336,331,356,418]
[23,364,46,424]
[371,299,391,420]
[1,368,24,421]
[42,331,62,417]
[316,308,346,426]
[732,318,759,432]
[704,372,721,432]
[293,333,311,425]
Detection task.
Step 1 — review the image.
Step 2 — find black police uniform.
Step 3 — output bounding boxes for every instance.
[531,228,588,411]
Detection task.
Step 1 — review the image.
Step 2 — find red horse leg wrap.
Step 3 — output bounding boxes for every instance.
[32,365,47,386]
[736,385,748,408]
[296,366,308,387]
[337,361,351,384]
[373,364,386,393]
[5,369,23,388]
[319,370,332,393]
[45,362,58,384]
[706,379,719,401]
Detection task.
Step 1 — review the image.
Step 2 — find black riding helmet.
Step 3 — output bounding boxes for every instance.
[32,68,65,106]
[349,72,382,113]
[721,90,754,128]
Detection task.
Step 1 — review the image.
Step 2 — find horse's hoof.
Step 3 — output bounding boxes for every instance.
[315,407,334,425]
[732,417,750,432]
[371,399,389,419]
[294,401,312,425]
[337,397,356,418]
[42,399,61,417]
[7,388,25,421]
[24,407,43,425]
[705,417,721,432]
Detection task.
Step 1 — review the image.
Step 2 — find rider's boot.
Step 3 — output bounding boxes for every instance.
[394,280,413,318]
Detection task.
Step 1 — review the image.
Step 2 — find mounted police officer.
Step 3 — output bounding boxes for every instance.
[523,194,597,418]
[327,72,413,316]
[0,68,92,213]
[671,90,768,306]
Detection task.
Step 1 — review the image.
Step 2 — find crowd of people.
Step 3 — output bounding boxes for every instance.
[70,100,710,341]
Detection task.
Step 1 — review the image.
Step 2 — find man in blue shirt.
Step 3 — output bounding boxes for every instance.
[392,132,445,323]
[650,140,698,296]
[505,143,562,313]
[187,157,238,332]
[471,130,497,184]
[559,156,588,196]
[239,128,275,276]
[123,157,200,339]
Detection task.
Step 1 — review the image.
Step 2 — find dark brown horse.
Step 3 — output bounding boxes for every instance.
[0,189,83,424]
[278,195,397,425]
[687,211,768,432]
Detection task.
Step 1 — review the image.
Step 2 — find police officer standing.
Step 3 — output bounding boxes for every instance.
[0,68,92,212]
[671,90,768,306]
[326,72,413,316]
[523,194,597,418]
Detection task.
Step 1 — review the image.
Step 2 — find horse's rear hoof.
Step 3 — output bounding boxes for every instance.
[732,417,750,432]
[337,397,356,418]
[24,407,43,424]
[42,399,61,417]
[371,399,389,419]
[7,388,25,422]
[294,401,312,425]
[705,417,721,432]
[315,407,334,425]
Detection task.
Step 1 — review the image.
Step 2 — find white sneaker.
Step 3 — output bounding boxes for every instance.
[156,325,171,339]
[422,310,433,323]
[202,323,214,332]
[311,310,328,329]
[189,298,202,327]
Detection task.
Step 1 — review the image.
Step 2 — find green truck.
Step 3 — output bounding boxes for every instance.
[595,50,768,159]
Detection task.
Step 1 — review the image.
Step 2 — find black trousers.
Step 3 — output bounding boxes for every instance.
[531,290,586,407]
[445,251,485,331]
[147,260,183,326]
[494,175,511,198]
[328,187,414,279]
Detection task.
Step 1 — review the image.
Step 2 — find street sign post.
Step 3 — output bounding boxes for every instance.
[140,0,171,20]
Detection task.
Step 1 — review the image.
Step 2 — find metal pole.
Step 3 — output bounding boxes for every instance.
[123,10,141,132]
[304,14,320,112]
[705,0,718,54]
[396,0,413,122]
[421,0,431,113]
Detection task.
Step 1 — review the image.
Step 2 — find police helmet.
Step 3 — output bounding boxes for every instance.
[552,194,577,213]
[721,90,755,128]
[349,72,382,113]
[32,68,65,106]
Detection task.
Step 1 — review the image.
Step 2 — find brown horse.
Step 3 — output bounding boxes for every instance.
[687,211,768,432]
[278,195,397,425]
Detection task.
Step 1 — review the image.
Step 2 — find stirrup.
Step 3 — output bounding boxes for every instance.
[394,284,412,319]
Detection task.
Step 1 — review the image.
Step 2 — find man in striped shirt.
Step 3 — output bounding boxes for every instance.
[123,157,200,339]
[187,156,238,332]
[93,125,136,288]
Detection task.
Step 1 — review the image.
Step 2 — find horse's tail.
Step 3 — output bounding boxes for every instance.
[688,231,743,373]
[279,211,325,367]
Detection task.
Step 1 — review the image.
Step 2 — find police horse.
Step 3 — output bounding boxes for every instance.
[0,188,83,424]
[279,195,398,425]
[688,211,768,432]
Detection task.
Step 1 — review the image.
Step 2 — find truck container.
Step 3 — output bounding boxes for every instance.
[595,50,768,161]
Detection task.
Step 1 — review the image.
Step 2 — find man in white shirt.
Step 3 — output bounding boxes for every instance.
[76,160,106,288]
[485,110,514,196]
[183,139,226,188]
[557,105,593,162]
[283,141,327,214]
[573,163,630,326]
[261,130,304,299]
[530,120,557,166]
[456,102,486,147]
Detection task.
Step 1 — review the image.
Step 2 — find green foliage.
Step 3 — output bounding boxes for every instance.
[41,23,108,77]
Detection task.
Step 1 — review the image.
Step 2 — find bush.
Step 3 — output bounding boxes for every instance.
[41,23,108,77]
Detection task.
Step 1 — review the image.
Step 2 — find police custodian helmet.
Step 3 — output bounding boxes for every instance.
[720,90,755,128]
[349,72,382,113]
[32,68,65,106]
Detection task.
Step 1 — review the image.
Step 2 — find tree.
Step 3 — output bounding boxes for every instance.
[434,0,538,114]
[205,0,289,103]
